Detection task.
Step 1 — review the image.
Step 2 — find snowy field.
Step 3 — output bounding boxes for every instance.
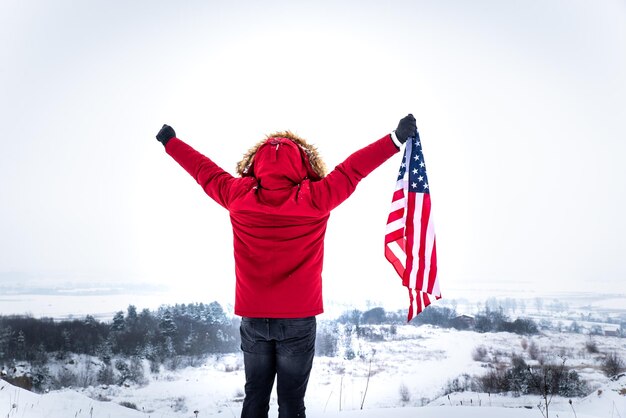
[2,382,625,418]
[3,325,625,418]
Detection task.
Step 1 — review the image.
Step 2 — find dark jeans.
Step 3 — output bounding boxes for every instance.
[239,316,316,418]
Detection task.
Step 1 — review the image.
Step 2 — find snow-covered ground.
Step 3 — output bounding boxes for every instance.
[2,375,625,418]
[4,325,625,418]
[2,289,625,417]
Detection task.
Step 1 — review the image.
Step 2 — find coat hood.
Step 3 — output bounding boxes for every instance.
[236,131,327,190]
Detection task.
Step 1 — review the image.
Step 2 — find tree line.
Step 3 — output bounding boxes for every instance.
[0,302,239,365]
[334,305,539,334]
[1,303,542,367]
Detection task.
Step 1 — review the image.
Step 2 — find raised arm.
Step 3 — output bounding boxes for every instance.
[310,115,416,212]
[156,124,236,209]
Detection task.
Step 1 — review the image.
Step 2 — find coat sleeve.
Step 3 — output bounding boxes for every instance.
[165,137,236,209]
[310,134,400,212]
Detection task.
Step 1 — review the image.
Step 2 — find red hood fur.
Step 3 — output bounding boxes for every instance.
[236,131,327,184]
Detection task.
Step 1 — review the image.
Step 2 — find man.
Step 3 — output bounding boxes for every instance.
[155,114,416,418]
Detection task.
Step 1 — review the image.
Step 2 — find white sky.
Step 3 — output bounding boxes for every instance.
[1,0,625,310]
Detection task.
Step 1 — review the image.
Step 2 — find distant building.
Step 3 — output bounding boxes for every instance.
[603,326,621,337]
[452,314,475,329]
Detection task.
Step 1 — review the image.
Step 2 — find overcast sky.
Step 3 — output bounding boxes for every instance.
[0,0,624,311]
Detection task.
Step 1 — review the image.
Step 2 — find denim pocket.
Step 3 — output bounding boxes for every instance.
[280,318,316,355]
[239,319,259,353]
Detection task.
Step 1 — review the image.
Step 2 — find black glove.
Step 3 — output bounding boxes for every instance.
[156,124,176,146]
[395,114,417,144]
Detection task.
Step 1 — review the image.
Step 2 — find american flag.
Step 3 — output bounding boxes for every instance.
[385,130,441,321]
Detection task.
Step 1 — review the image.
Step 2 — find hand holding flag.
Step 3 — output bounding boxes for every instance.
[394,114,417,145]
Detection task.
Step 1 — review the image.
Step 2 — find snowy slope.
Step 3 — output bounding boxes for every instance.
[576,374,626,418]
[1,380,165,418]
[3,377,625,418]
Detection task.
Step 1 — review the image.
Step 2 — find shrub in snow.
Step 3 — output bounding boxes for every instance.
[478,356,588,397]
[520,338,528,350]
[171,396,187,413]
[601,352,625,377]
[472,345,488,362]
[399,383,411,404]
[357,326,387,342]
[224,362,241,372]
[31,363,50,392]
[128,356,147,386]
[569,321,582,333]
[315,321,339,357]
[473,309,538,335]
[115,359,132,385]
[164,355,182,371]
[340,324,356,360]
[501,318,538,335]
[54,367,79,389]
[443,373,476,395]
[119,401,138,410]
[478,368,510,394]
[97,364,115,385]
[149,359,161,374]
[585,339,599,354]
[474,309,507,333]
[528,340,541,361]
[96,341,114,365]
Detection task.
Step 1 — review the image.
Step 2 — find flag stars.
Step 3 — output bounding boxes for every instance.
[402,137,431,192]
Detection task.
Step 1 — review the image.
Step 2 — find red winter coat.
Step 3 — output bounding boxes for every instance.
[165,134,399,318]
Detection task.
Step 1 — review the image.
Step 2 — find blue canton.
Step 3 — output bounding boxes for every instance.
[398,130,430,194]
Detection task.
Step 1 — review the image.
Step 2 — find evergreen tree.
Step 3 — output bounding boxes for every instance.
[159,309,177,337]
[111,311,126,332]
[55,329,72,360]
[0,326,14,359]
[207,302,228,325]
[96,339,114,365]
[16,330,26,360]
[126,305,138,328]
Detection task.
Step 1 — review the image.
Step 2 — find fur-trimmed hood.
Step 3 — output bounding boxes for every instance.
[236,131,327,182]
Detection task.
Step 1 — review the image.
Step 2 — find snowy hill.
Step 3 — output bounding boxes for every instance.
[2,375,625,418]
[1,380,155,418]
[576,374,626,417]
